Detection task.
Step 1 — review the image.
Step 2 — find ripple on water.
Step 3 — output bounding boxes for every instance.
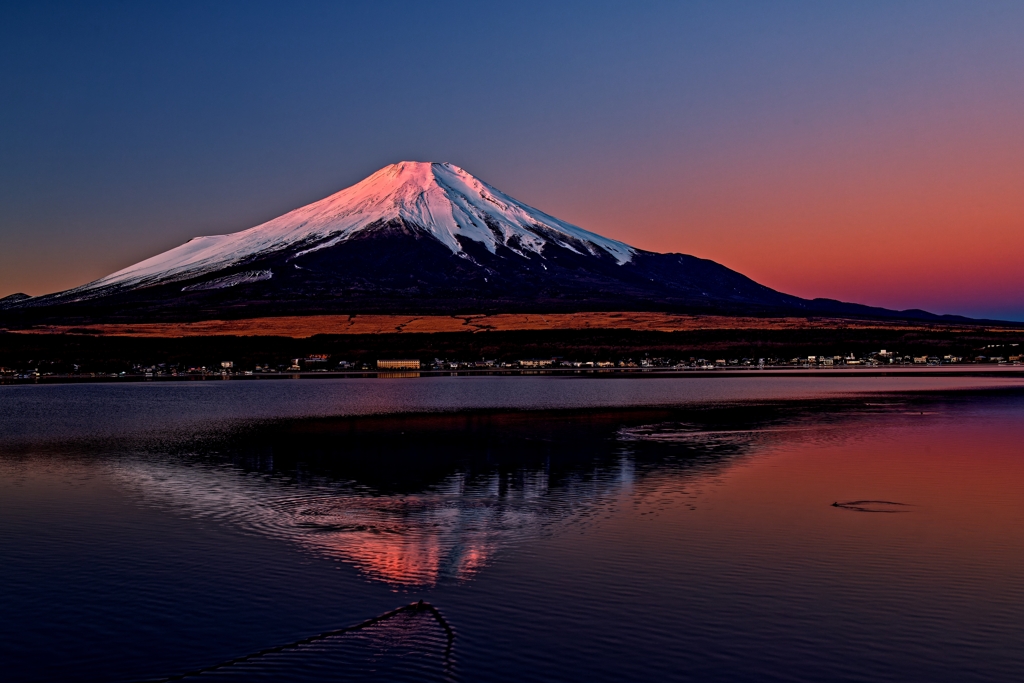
[157,607,456,682]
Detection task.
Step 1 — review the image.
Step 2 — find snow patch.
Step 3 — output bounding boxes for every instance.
[181,270,273,292]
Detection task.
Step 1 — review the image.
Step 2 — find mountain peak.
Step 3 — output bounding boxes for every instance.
[375,159,450,176]
[7,162,966,325]
[71,162,636,293]
[361,160,452,191]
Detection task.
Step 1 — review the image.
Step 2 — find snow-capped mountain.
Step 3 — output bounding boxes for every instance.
[71,161,634,295]
[4,161,962,322]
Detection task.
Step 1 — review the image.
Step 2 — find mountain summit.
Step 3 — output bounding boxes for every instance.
[4,162,964,322]
[72,161,634,294]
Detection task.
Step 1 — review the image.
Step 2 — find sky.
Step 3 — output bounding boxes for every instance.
[1,1,1022,320]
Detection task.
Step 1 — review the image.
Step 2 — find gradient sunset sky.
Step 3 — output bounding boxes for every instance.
[2,1,1022,319]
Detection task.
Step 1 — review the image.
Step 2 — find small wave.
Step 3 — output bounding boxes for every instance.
[831,500,914,513]
[147,601,454,682]
[618,424,754,447]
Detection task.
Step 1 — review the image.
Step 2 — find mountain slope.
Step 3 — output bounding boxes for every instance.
[1,162,979,324]
[67,161,634,296]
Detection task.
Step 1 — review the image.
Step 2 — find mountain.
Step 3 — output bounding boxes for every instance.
[1,162,976,323]
[0,293,32,308]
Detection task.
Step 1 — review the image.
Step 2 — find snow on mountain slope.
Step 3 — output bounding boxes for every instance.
[74,162,635,294]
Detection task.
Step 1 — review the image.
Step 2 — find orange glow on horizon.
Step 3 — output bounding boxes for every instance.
[527,104,1024,316]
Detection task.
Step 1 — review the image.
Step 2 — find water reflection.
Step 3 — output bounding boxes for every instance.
[107,401,915,588]
[5,387,1024,682]
[110,417,639,587]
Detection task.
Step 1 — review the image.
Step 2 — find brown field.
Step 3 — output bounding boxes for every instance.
[7,312,1010,339]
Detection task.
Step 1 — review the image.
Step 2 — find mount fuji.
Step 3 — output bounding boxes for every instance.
[2,162,962,323]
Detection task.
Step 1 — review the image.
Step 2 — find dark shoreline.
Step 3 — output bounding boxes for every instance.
[3,365,1024,386]
[2,326,1022,379]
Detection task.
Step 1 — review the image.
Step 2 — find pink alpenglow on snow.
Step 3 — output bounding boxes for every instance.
[78,162,635,293]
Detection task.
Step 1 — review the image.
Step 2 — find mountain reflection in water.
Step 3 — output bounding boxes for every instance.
[110,404,869,588]
[5,384,1024,683]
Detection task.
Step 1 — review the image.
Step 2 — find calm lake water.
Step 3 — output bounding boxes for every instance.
[3,375,1024,682]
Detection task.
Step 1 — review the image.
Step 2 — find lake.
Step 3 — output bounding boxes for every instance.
[3,375,1024,682]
